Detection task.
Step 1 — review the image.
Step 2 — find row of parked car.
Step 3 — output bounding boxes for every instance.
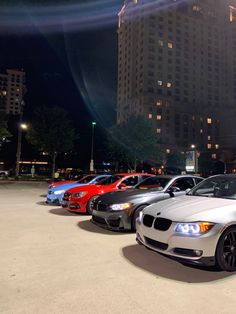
[46,172,236,272]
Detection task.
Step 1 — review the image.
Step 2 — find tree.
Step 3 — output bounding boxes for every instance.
[107,116,164,171]
[0,115,11,147]
[198,153,214,177]
[26,106,77,179]
[165,150,186,174]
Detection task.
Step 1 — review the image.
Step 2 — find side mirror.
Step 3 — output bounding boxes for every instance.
[118,183,126,189]
[168,186,181,193]
[185,188,191,194]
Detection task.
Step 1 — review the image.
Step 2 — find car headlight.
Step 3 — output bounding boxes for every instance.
[54,190,65,195]
[174,222,215,236]
[72,191,88,198]
[110,203,131,211]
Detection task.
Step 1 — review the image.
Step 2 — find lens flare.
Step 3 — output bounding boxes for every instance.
[0,0,184,34]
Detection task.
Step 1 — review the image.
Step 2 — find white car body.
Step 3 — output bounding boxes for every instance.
[136,175,236,271]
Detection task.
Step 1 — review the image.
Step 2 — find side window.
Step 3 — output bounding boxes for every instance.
[95,176,108,183]
[171,178,194,191]
[140,175,151,181]
[122,176,139,186]
[194,177,203,185]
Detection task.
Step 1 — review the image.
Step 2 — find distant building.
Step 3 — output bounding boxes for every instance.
[117,0,236,156]
[0,69,26,115]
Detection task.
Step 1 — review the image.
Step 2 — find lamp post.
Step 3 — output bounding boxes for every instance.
[89,121,96,172]
[15,123,28,178]
[190,144,198,174]
[15,101,27,178]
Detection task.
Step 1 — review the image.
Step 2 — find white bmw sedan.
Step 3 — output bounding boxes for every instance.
[136,174,236,271]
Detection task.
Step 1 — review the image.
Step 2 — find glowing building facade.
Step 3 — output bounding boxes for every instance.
[0,69,26,115]
[117,0,236,153]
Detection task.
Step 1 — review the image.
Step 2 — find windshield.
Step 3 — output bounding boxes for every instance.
[188,176,236,199]
[135,177,171,191]
[77,175,96,184]
[98,175,123,186]
[94,176,110,184]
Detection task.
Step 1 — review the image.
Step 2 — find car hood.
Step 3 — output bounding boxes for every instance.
[52,182,89,192]
[143,195,236,223]
[96,189,165,204]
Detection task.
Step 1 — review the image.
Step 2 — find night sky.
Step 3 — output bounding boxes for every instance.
[0,0,123,168]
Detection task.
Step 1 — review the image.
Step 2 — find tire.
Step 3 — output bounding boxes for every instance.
[215,226,236,272]
[86,195,100,215]
[131,205,147,231]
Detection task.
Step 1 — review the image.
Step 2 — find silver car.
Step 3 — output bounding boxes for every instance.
[136,174,236,271]
[92,175,203,231]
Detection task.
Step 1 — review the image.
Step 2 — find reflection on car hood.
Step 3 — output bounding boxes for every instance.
[143,195,236,224]
[96,188,164,204]
[51,182,89,191]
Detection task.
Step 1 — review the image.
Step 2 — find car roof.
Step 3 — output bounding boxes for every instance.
[143,174,203,179]
[112,173,152,176]
[206,174,236,179]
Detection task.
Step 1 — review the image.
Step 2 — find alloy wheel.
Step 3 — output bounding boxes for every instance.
[216,227,236,271]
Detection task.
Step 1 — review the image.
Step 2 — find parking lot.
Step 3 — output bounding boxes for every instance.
[1,181,236,314]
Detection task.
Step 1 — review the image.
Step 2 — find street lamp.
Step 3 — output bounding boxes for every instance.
[15,122,28,178]
[191,144,198,174]
[89,121,96,172]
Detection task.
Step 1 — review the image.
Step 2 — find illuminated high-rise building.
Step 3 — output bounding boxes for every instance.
[0,69,26,115]
[117,0,236,154]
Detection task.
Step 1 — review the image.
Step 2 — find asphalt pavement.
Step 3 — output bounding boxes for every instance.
[0,181,236,314]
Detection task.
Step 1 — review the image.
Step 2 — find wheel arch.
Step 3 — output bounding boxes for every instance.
[131,203,150,230]
[86,194,100,214]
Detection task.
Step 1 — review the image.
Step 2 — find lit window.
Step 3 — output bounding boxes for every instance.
[157,80,163,86]
[208,135,211,140]
[207,144,212,149]
[158,40,164,47]
[157,115,162,120]
[192,116,195,121]
[200,129,203,134]
[148,113,153,119]
[166,149,170,154]
[215,144,220,149]
[157,128,161,134]
[207,117,212,124]
[156,100,162,106]
[2,91,7,96]
[193,5,202,12]
[168,42,173,49]
[167,82,172,88]
[229,6,236,22]
[211,154,216,159]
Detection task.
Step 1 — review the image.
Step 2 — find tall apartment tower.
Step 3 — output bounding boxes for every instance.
[0,69,26,115]
[117,0,236,154]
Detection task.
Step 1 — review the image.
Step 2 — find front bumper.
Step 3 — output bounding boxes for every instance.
[46,195,60,205]
[66,198,87,213]
[92,209,132,231]
[136,218,223,266]
[61,198,69,208]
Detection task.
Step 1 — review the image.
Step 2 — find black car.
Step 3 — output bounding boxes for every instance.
[91,175,203,231]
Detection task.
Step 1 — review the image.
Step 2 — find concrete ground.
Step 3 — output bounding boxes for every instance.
[0,181,236,314]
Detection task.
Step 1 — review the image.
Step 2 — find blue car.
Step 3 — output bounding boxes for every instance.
[46,174,111,205]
